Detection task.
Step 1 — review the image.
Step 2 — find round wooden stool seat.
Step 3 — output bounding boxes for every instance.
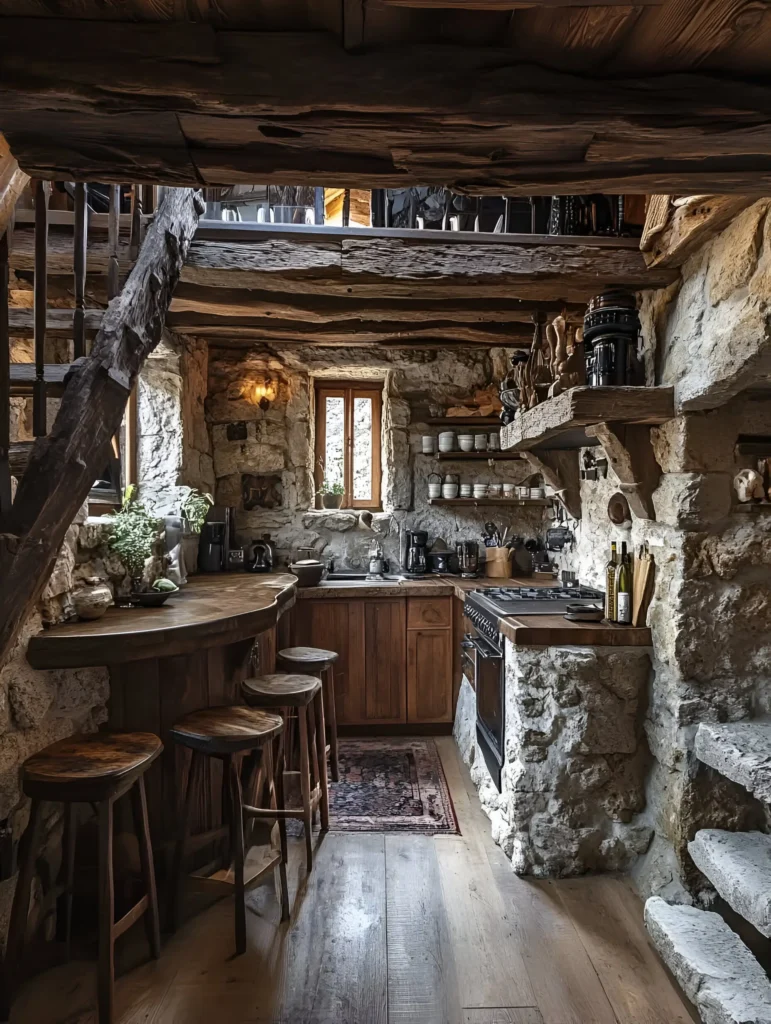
[170,705,283,756]
[22,731,162,801]
[242,673,321,708]
[277,646,338,672]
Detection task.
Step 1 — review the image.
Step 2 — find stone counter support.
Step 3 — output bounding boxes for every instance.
[455,640,653,876]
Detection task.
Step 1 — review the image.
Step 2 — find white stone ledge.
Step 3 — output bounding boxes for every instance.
[689,830,771,938]
[695,721,771,803]
[645,896,771,1024]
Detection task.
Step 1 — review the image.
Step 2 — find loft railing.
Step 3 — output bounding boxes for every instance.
[0,182,149,518]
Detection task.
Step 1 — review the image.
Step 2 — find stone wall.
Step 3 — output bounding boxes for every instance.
[454,643,653,877]
[206,344,550,569]
[138,329,214,515]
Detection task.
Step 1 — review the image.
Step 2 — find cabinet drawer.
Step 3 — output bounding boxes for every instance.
[407,597,452,630]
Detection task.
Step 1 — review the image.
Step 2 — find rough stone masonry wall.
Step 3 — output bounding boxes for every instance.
[550,201,771,900]
[455,642,653,876]
[206,344,549,568]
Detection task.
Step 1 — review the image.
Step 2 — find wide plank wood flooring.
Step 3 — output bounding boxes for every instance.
[12,736,696,1024]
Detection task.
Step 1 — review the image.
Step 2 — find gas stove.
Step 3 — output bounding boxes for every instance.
[466,584,604,636]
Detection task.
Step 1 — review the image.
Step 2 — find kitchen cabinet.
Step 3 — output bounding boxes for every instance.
[294,594,453,727]
[407,628,454,724]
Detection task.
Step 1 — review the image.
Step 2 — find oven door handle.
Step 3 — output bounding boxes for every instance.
[466,634,503,660]
[460,635,476,650]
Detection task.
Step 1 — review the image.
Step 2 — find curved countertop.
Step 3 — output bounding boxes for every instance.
[27,574,297,670]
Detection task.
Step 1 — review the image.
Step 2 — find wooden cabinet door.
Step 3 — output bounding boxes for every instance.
[293,599,365,725]
[364,599,407,723]
[407,628,454,724]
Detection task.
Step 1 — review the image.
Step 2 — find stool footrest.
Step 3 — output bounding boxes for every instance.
[113,894,150,941]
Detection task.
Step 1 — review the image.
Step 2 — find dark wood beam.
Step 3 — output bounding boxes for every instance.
[8,308,104,339]
[1,22,771,193]
[0,187,204,669]
[643,195,759,268]
[0,133,28,239]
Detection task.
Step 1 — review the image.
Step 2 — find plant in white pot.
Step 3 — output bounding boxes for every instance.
[181,489,214,575]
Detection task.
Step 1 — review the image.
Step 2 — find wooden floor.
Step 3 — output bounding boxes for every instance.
[13,737,696,1024]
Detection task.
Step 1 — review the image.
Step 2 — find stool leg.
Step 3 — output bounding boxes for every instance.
[168,749,201,933]
[131,776,161,960]
[6,799,44,971]
[97,799,115,1024]
[307,697,320,828]
[298,706,314,872]
[265,739,289,922]
[228,755,246,956]
[314,689,330,832]
[324,664,340,783]
[61,803,77,961]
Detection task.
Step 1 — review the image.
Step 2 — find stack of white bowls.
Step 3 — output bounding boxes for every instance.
[422,435,437,454]
[438,431,455,453]
[442,481,459,498]
[473,483,488,499]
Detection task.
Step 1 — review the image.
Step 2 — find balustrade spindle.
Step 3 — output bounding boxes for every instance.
[107,184,120,301]
[129,184,142,261]
[0,230,10,515]
[73,182,87,359]
[33,180,49,438]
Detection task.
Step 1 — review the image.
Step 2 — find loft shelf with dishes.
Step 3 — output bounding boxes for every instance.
[497,290,675,522]
[430,451,523,461]
[428,497,551,507]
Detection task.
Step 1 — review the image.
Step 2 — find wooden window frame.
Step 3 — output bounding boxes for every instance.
[314,380,382,510]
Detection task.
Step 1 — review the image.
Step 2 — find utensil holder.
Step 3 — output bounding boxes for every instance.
[484,547,512,579]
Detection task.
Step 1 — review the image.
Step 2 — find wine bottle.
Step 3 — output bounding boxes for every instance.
[616,542,632,624]
[604,542,618,621]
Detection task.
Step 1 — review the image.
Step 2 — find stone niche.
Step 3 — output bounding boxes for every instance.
[206,343,548,569]
[455,643,653,876]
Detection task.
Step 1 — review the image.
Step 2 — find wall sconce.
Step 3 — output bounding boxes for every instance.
[247,377,278,411]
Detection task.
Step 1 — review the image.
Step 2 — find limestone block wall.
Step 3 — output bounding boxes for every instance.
[455,642,653,876]
[206,343,548,568]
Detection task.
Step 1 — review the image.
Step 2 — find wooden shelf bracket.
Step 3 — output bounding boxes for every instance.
[585,422,661,521]
[523,450,581,521]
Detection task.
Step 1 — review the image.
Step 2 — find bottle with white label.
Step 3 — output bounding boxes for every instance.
[616,541,632,624]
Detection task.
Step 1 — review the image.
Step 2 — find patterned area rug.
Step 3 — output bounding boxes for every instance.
[329,737,459,834]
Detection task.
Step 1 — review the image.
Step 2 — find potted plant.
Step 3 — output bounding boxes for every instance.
[106,486,163,594]
[181,489,214,574]
[317,478,345,510]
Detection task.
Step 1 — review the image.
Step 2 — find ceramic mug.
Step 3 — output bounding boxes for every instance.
[474,434,488,451]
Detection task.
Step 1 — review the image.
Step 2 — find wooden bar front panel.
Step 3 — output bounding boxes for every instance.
[364,599,407,723]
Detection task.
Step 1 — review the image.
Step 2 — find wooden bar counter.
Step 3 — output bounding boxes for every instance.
[26,574,297,852]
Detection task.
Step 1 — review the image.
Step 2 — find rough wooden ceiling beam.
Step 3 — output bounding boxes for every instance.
[2,22,771,193]
[0,133,29,238]
[643,194,758,267]
[382,0,662,6]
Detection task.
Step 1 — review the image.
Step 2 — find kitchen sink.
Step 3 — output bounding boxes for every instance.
[319,574,404,587]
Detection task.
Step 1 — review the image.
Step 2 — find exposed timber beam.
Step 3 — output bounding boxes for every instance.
[2,23,771,194]
[0,133,28,239]
[382,0,663,5]
[8,308,104,339]
[643,195,760,268]
[0,187,204,669]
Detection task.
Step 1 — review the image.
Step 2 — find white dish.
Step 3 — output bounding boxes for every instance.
[442,485,459,499]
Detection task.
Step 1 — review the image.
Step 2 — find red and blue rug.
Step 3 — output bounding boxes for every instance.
[329,737,459,834]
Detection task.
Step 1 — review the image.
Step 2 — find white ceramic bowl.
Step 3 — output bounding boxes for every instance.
[473,485,488,497]
[442,484,459,499]
[460,484,472,497]
[428,483,441,498]
[530,487,546,499]
[458,435,474,452]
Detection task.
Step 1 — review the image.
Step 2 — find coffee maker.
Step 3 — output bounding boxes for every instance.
[199,521,226,572]
[456,540,479,578]
[406,531,428,575]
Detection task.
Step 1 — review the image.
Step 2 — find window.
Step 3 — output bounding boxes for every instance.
[314,381,382,509]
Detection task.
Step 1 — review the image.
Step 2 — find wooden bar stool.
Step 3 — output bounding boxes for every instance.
[276,646,340,782]
[167,705,288,955]
[241,673,329,872]
[5,731,163,1024]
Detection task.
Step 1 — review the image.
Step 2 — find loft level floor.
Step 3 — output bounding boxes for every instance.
[12,737,696,1024]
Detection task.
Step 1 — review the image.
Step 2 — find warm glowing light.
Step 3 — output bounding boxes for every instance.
[247,377,278,409]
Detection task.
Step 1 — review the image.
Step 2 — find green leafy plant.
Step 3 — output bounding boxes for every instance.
[106,486,162,583]
[182,489,214,533]
[316,457,345,495]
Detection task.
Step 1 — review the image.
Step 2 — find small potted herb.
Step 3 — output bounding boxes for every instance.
[317,478,345,510]
[181,489,214,573]
[106,486,164,595]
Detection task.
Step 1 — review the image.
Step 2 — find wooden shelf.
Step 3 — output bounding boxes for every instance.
[427,498,551,507]
[424,417,501,427]
[500,386,674,453]
[419,451,523,461]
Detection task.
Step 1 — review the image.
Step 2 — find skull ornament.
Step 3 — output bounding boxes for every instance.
[734,468,765,503]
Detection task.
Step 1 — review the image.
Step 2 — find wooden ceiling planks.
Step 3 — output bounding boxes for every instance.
[507,5,643,70]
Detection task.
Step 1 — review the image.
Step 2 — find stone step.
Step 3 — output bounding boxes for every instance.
[645,896,771,1024]
[689,830,771,938]
[695,721,771,803]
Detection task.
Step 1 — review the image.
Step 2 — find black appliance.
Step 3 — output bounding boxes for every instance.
[427,550,452,574]
[462,583,605,791]
[456,540,479,578]
[199,521,226,572]
[584,289,641,387]
[248,537,274,573]
[406,531,428,575]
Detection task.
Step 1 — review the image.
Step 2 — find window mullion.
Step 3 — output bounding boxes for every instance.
[345,387,354,508]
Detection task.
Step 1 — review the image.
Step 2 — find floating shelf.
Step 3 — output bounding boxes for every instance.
[419,451,523,461]
[424,416,501,427]
[427,497,551,507]
[500,386,674,453]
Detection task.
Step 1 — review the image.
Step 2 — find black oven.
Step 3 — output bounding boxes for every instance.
[461,615,505,791]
